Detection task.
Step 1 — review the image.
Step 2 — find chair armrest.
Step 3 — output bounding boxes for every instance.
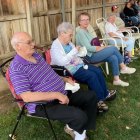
[99,38,117,46]
[121,30,132,37]
[126,26,139,33]
[51,65,67,76]
[112,36,126,49]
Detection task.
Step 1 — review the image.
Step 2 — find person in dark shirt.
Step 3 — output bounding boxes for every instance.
[123,2,140,26]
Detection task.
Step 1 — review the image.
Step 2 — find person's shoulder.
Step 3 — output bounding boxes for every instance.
[76,26,83,33]
[76,28,85,36]
[9,59,23,75]
[105,21,110,27]
[51,38,59,46]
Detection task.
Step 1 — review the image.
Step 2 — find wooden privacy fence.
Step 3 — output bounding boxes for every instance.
[0,0,126,61]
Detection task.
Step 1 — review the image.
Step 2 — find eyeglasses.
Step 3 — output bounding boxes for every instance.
[80,19,90,22]
[17,39,35,45]
[64,32,73,37]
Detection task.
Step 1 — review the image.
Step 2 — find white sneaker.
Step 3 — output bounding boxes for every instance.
[64,125,75,139]
[113,80,129,87]
[64,125,88,140]
[120,67,136,74]
[74,130,87,140]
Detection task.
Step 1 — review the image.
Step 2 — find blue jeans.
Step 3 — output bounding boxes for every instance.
[130,16,140,26]
[73,65,108,101]
[85,46,123,76]
[108,37,135,52]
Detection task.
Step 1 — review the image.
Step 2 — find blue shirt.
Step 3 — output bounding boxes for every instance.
[63,44,84,74]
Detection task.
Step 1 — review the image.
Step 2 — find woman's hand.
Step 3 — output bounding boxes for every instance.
[96,45,105,52]
[75,46,81,51]
[63,77,75,86]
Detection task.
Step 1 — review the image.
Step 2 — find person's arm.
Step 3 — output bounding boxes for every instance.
[76,29,96,53]
[20,91,69,104]
[51,40,78,66]
[108,32,128,41]
[10,69,69,104]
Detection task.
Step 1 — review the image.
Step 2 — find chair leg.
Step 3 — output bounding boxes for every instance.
[42,105,57,140]
[9,105,25,140]
[105,62,109,75]
[100,66,107,77]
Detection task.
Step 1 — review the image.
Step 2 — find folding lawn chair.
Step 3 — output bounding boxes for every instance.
[0,58,58,140]
[96,17,131,56]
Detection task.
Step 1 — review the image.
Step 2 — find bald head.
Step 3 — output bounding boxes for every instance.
[11,32,31,49]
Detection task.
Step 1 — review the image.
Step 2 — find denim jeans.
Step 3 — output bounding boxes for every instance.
[85,46,124,76]
[73,65,108,101]
[108,37,135,52]
[130,16,140,26]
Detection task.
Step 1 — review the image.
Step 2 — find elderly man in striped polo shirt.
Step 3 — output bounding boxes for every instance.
[9,32,97,140]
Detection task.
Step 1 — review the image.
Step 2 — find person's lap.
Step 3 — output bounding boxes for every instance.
[85,46,117,63]
[35,90,97,132]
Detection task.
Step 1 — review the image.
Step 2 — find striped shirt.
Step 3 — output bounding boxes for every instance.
[9,52,66,114]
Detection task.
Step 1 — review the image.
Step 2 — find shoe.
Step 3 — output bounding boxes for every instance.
[97,101,108,113]
[64,125,75,139]
[74,130,89,140]
[130,56,138,60]
[105,90,116,101]
[64,125,89,140]
[120,67,136,74]
[113,80,129,87]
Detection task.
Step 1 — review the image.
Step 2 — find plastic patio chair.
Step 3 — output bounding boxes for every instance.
[96,17,133,56]
[0,58,58,140]
[115,16,140,49]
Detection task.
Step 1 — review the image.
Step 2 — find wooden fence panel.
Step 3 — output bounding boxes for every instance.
[0,0,126,60]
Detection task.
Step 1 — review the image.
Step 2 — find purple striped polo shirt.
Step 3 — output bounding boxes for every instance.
[9,52,66,114]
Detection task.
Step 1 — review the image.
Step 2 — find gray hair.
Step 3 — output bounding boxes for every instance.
[57,22,74,35]
[11,36,19,49]
[106,13,116,20]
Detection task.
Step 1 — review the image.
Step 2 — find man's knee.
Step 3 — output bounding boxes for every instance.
[71,109,88,126]
[86,91,97,102]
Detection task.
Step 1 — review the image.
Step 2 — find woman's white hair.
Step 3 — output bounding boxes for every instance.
[106,13,116,20]
[57,22,74,35]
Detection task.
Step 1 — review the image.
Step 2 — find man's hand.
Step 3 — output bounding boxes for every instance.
[56,92,69,104]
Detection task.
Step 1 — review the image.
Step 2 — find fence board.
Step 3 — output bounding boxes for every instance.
[0,0,126,60]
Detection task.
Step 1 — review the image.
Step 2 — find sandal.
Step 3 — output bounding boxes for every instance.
[105,90,116,101]
[97,101,108,113]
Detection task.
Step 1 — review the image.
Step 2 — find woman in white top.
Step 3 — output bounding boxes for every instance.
[105,14,135,58]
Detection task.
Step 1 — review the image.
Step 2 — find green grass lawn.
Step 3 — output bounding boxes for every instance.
[0,57,140,140]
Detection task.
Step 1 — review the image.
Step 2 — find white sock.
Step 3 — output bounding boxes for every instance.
[66,124,73,130]
[74,130,86,140]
